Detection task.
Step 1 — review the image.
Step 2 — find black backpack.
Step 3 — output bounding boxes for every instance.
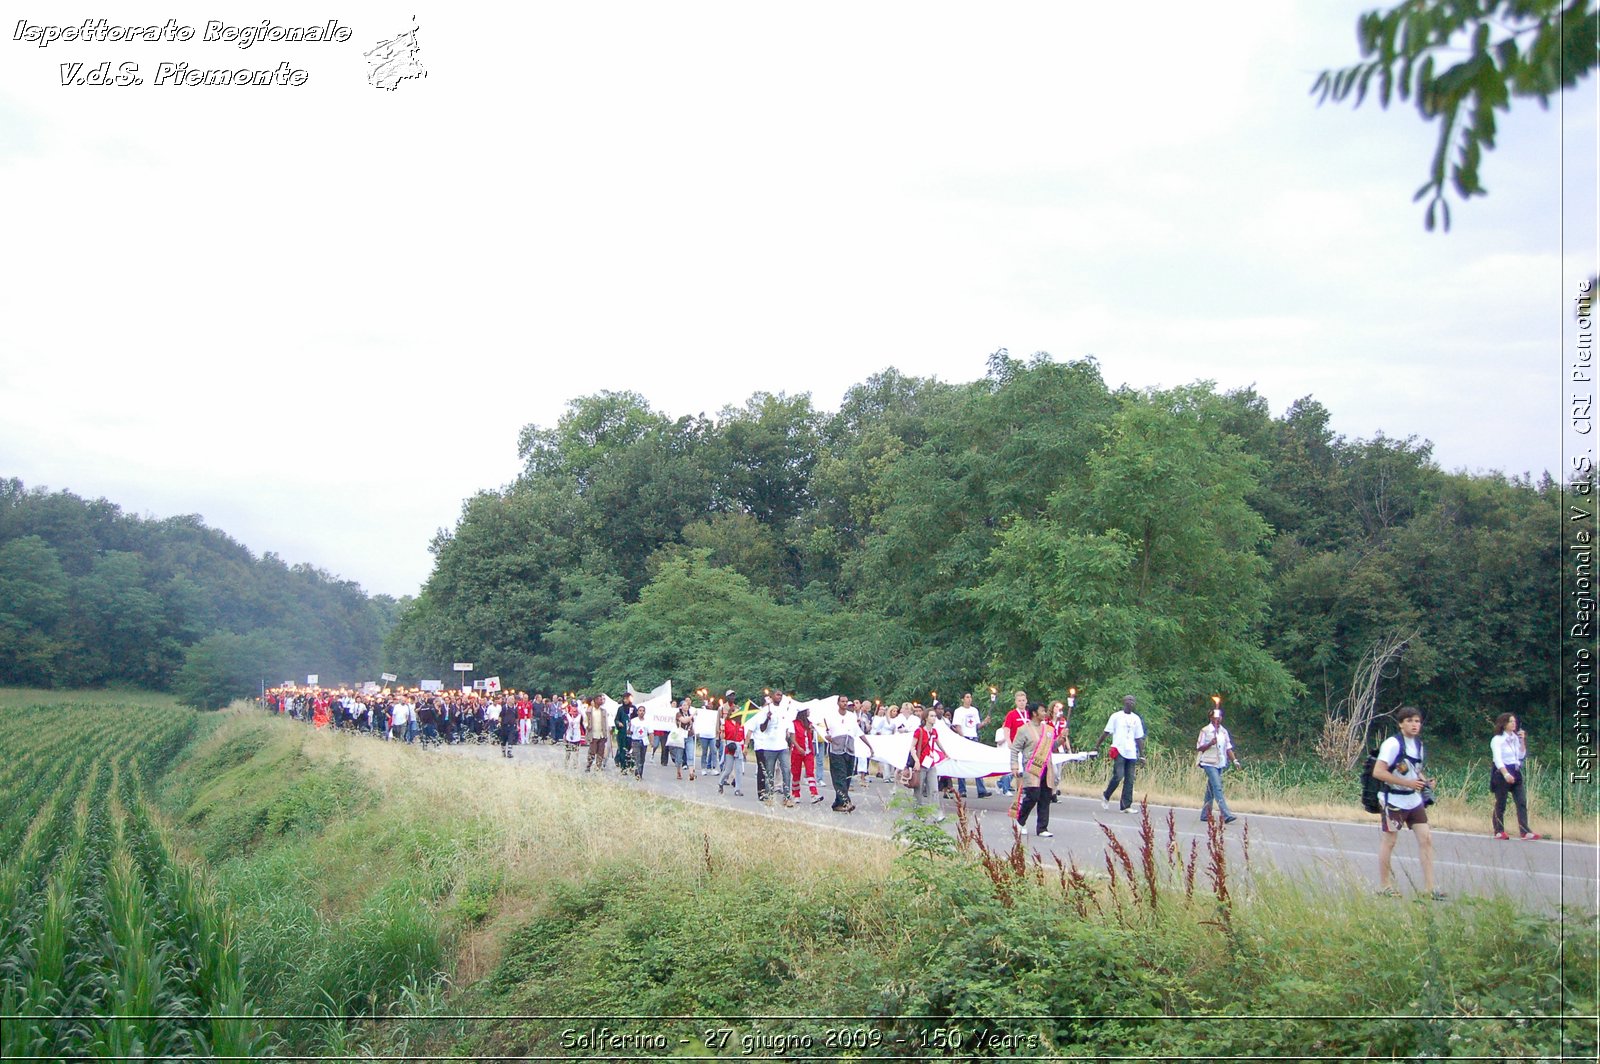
[1360,735,1424,813]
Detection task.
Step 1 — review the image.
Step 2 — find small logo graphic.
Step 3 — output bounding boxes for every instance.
[365,16,425,91]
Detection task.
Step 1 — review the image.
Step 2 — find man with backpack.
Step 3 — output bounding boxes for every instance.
[1372,706,1444,900]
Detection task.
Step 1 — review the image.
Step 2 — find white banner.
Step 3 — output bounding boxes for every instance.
[419,679,443,692]
[381,672,398,682]
[307,674,318,685]
[626,679,672,704]
[361,682,380,694]
[453,662,474,671]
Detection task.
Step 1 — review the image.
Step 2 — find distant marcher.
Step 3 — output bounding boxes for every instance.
[669,700,693,780]
[584,696,610,772]
[751,695,792,805]
[719,709,746,796]
[1000,691,1030,796]
[628,705,649,779]
[1011,703,1058,837]
[953,693,992,799]
[562,699,584,766]
[1195,702,1240,824]
[910,707,948,822]
[1373,706,1443,899]
[1490,712,1540,840]
[790,708,822,803]
[613,693,634,771]
[1099,695,1145,813]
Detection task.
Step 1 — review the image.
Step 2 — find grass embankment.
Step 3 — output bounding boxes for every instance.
[152,706,1594,1060]
[1,692,1590,1059]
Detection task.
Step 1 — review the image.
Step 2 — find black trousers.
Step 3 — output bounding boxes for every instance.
[1491,767,1530,835]
[1017,784,1053,830]
[828,751,854,808]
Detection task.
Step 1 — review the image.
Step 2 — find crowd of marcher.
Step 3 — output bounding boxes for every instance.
[262,682,1544,899]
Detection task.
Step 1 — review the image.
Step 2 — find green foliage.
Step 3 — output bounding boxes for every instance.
[1314,0,1599,229]
[173,631,288,710]
[0,478,391,690]
[405,356,1559,757]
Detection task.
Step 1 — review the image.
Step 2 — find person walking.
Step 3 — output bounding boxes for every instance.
[789,708,823,803]
[1195,701,1240,824]
[750,696,790,804]
[627,704,649,779]
[583,695,610,772]
[1373,706,1443,899]
[953,692,992,799]
[719,708,746,796]
[1098,695,1145,814]
[1490,712,1541,840]
[1011,703,1059,838]
[910,707,948,822]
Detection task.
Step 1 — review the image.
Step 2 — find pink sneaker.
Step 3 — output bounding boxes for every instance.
[1521,832,1542,840]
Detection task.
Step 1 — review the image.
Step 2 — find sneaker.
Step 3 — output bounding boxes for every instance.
[1016,824,1028,836]
[1223,815,1238,824]
[718,783,725,794]
[1121,806,1136,815]
[734,790,744,796]
[1101,800,1110,810]
[1199,814,1211,822]
[1521,832,1542,840]
[934,813,947,823]
[1493,831,1510,840]
[1428,890,1448,901]
[812,795,825,804]
[1036,830,1054,838]
[1375,886,1402,898]
[783,799,796,808]
[977,790,991,799]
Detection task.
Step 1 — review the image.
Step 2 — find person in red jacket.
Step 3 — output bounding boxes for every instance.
[719,709,746,796]
[790,708,822,803]
[998,690,1029,795]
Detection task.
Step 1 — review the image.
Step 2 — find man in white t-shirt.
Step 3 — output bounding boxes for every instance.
[952,692,991,799]
[750,692,794,805]
[1097,695,1145,813]
[1373,706,1442,899]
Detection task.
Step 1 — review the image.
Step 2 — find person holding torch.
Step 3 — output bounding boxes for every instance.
[1195,695,1240,824]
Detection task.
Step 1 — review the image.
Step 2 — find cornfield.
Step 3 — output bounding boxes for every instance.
[0,703,270,1059]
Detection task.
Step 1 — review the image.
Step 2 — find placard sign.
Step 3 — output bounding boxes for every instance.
[453,663,474,672]
[307,674,318,685]
[381,672,398,682]
[419,680,443,692]
[485,676,501,693]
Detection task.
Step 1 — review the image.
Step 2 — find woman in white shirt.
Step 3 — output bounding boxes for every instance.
[1489,712,1540,840]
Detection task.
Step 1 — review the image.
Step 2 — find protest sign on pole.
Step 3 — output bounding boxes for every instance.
[381,672,398,682]
[307,674,318,685]
[453,663,473,672]
[419,680,443,692]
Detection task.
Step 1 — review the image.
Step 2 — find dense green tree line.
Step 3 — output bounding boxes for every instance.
[387,352,1560,748]
[0,478,394,705]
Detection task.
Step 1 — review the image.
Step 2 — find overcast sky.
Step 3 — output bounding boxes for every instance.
[2,2,1594,598]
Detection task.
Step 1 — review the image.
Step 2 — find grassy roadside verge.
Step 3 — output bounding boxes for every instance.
[4,690,1585,1059]
[148,705,1594,1060]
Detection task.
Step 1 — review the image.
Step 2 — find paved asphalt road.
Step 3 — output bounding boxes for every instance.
[438,737,1597,913]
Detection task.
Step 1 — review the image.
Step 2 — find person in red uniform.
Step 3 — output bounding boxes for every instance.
[999,690,1029,795]
[789,708,822,802]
